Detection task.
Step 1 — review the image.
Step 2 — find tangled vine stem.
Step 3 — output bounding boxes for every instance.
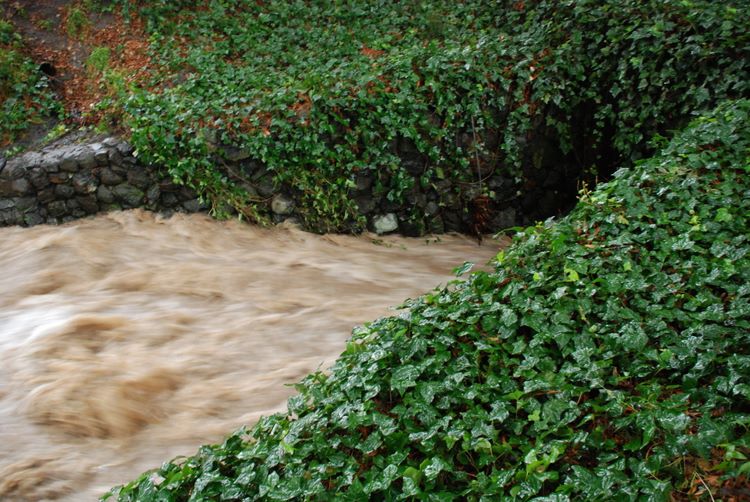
[471,115,482,193]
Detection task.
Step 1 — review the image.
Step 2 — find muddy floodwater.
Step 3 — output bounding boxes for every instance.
[0,210,504,501]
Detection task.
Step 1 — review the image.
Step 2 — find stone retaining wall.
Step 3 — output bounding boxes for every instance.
[0,137,202,227]
[1,133,575,234]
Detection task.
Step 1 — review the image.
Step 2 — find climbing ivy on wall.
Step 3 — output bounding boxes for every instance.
[107,0,748,232]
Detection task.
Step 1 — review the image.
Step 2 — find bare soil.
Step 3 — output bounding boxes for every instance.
[3,0,154,138]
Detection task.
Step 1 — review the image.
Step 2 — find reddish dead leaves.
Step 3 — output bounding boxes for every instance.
[16,2,155,126]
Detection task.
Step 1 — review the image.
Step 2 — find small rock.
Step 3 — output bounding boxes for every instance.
[116,141,134,156]
[112,183,144,207]
[39,153,62,172]
[47,200,67,218]
[160,192,178,207]
[24,211,44,226]
[256,176,276,197]
[0,208,21,225]
[354,194,376,215]
[429,216,445,234]
[146,184,161,204]
[127,168,151,189]
[406,191,426,207]
[29,168,50,189]
[181,198,203,213]
[76,195,99,214]
[0,161,24,180]
[110,163,129,175]
[239,160,262,177]
[178,186,196,201]
[271,194,294,215]
[16,152,43,170]
[38,189,55,204]
[54,184,75,199]
[72,146,96,169]
[239,182,259,198]
[108,148,123,165]
[443,211,462,232]
[11,178,30,195]
[49,172,71,184]
[59,158,79,172]
[399,217,423,237]
[355,172,374,191]
[101,168,125,186]
[0,180,12,197]
[73,173,98,194]
[96,185,114,204]
[373,213,398,234]
[425,201,439,216]
[0,199,14,210]
[15,197,37,212]
[90,143,109,166]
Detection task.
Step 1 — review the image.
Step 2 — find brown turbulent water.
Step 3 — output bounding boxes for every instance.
[0,209,504,501]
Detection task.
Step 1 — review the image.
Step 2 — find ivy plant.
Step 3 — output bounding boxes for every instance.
[105,98,750,501]
[101,0,749,231]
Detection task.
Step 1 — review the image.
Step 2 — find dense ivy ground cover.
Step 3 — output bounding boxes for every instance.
[105,0,749,230]
[0,19,61,146]
[106,99,750,500]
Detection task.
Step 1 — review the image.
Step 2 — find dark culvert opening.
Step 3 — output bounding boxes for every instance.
[39,62,56,77]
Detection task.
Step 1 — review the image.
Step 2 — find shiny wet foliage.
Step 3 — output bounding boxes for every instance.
[104,0,749,231]
[106,99,750,500]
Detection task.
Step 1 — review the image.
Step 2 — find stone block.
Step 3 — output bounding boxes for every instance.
[96,185,114,204]
[76,195,99,214]
[373,213,398,234]
[29,168,50,189]
[108,149,123,165]
[0,162,25,180]
[160,192,178,207]
[59,158,79,172]
[271,194,294,215]
[49,172,71,184]
[15,197,37,212]
[116,141,134,156]
[0,208,21,225]
[113,183,144,207]
[24,211,44,226]
[90,143,110,166]
[11,178,30,195]
[47,200,67,217]
[127,168,151,189]
[0,180,13,197]
[54,184,75,199]
[354,194,376,215]
[182,198,203,213]
[71,145,96,170]
[38,189,55,204]
[99,168,123,186]
[72,173,98,194]
[146,184,161,203]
